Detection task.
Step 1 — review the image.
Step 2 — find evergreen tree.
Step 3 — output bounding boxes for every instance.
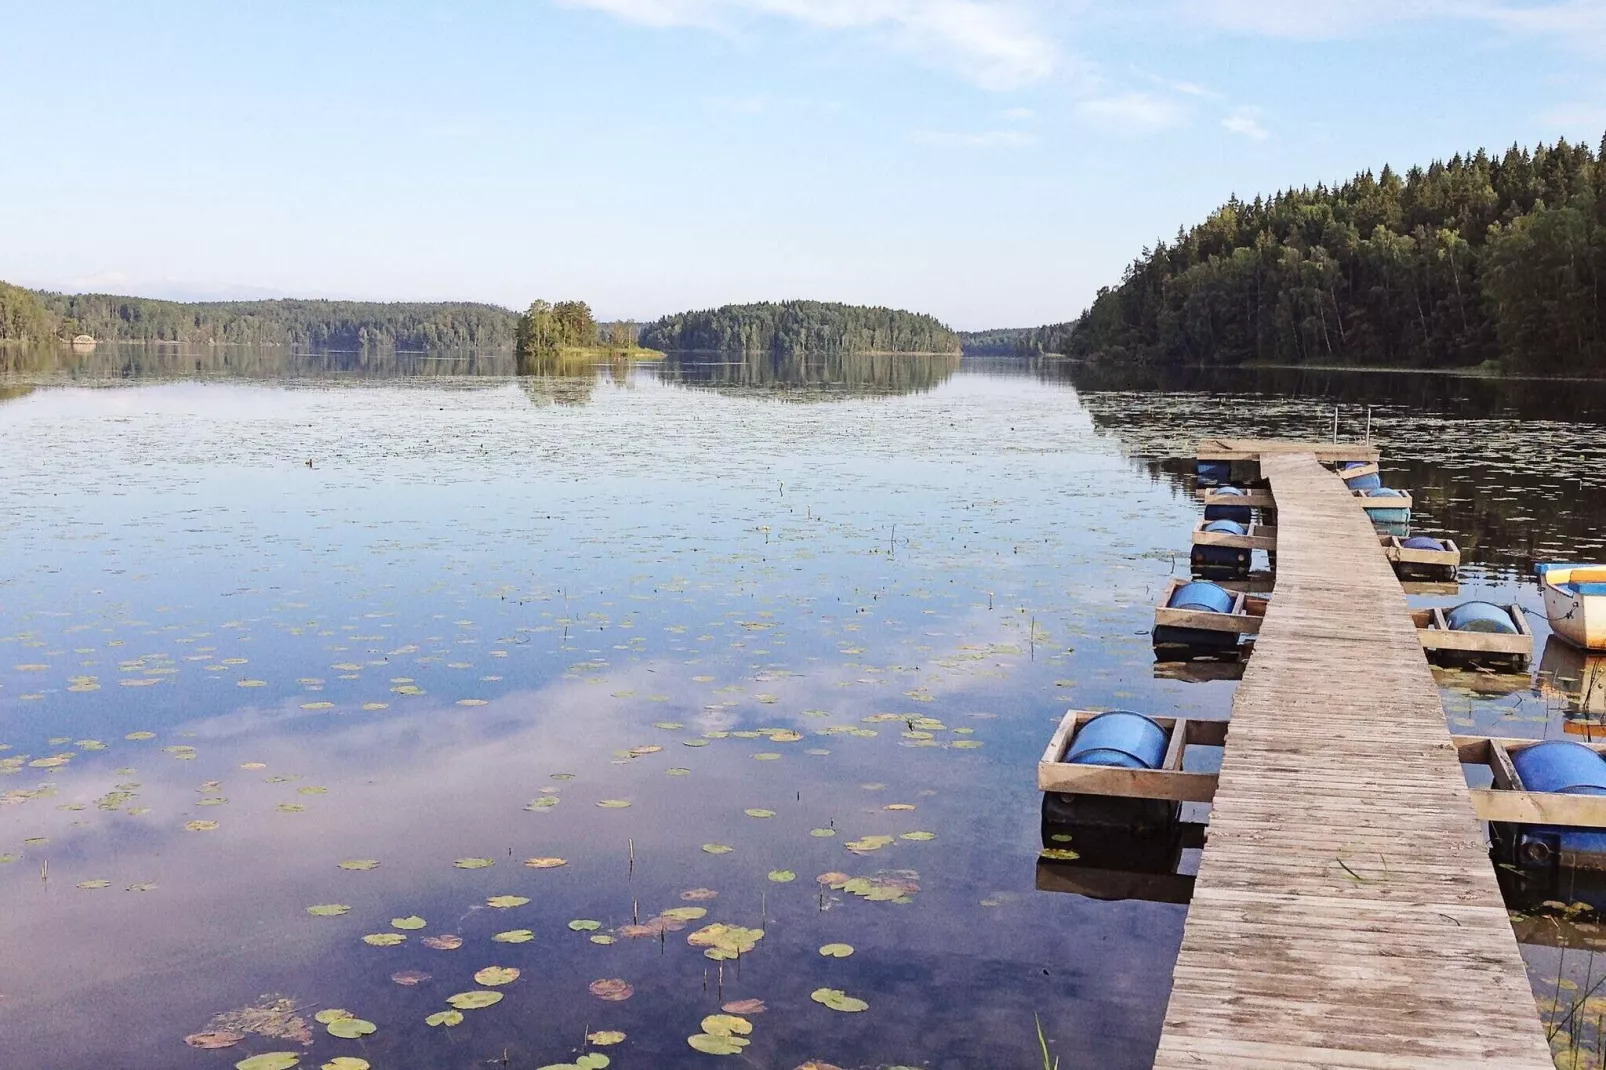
[1068,133,1606,374]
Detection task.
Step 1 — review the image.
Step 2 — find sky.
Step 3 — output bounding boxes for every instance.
[2,1,1604,330]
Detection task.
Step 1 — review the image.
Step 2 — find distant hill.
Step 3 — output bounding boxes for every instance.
[639,300,961,357]
[22,290,520,351]
[959,322,1077,356]
[1068,134,1606,375]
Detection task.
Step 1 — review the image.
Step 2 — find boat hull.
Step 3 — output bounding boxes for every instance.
[1540,565,1606,652]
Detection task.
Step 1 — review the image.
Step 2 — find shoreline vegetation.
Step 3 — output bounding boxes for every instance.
[1060,132,1606,376]
[11,128,1606,380]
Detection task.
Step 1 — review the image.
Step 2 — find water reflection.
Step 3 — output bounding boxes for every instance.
[0,341,517,381]
[6,355,1604,1067]
[659,351,962,400]
[0,367,1202,1070]
[1541,638,1606,719]
[1058,361,1606,571]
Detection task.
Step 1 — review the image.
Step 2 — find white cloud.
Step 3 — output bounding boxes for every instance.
[1075,91,1184,132]
[1222,105,1268,140]
[558,0,1056,89]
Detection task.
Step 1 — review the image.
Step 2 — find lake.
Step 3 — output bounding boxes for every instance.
[2,347,1604,1070]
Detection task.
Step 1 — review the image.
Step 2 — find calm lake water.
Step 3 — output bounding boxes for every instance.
[2,348,1605,1070]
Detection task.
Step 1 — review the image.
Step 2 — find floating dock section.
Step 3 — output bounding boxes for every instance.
[1153,446,1552,1069]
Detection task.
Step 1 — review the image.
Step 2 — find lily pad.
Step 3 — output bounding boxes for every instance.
[900,831,936,842]
[811,987,868,1012]
[569,919,602,931]
[446,990,504,1010]
[392,915,427,930]
[235,1056,300,1070]
[391,971,431,986]
[493,929,534,944]
[425,1010,463,1027]
[524,857,567,869]
[362,933,406,947]
[701,843,734,855]
[184,1031,245,1049]
[325,1018,376,1039]
[487,895,530,909]
[722,998,767,1015]
[454,857,495,869]
[660,906,708,922]
[77,879,111,889]
[588,978,633,1001]
[322,1060,370,1070]
[185,819,220,831]
[587,1030,627,1046]
[313,1009,355,1025]
[474,966,521,986]
[687,1033,747,1055]
[306,904,351,917]
[819,943,855,958]
[577,1055,612,1070]
[687,923,764,960]
[422,934,463,950]
[700,1014,753,1037]
[743,808,776,819]
[809,828,838,838]
[767,870,797,883]
[596,799,632,809]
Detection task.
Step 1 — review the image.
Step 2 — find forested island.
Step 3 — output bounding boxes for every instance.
[1066,134,1606,374]
[0,284,519,351]
[638,301,961,357]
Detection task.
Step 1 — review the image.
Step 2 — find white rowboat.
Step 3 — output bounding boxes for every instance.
[1537,564,1606,652]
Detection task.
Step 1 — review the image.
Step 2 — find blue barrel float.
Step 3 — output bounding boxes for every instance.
[1341,461,1382,491]
[1508,741,1606,868]
[1446,601,1517,634]
[1203,486,1253,525]
[1196,460,1232,487]
[1394,535,1455,580]
[1191,520,1251,578]
[1154,580,1241,654]
[1066,711,1169,770]
[1170,580,1237,613]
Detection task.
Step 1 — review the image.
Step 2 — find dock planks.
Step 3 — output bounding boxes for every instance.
[1153,451,1551,1069]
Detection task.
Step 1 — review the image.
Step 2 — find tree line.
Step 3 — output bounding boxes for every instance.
[638,301,961,357]
[1066,133,1606,375]
[0,287,520,351]
[959,322,1077,356]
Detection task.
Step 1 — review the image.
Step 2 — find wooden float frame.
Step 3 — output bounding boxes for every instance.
[1455,734,1606,830]
[1196,439,1379,465]
[1154,578,1268,637]
[1354,488,1415,512]
[1191,520,1277,552]
[1411,604,1533,659]
[1381,534,1461,576]
[1332,460,1380,481]
[1038,709,1227,803]
[1195,488,1277,510]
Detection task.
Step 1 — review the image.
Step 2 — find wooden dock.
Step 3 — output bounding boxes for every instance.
[1153,449,1552,1069]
